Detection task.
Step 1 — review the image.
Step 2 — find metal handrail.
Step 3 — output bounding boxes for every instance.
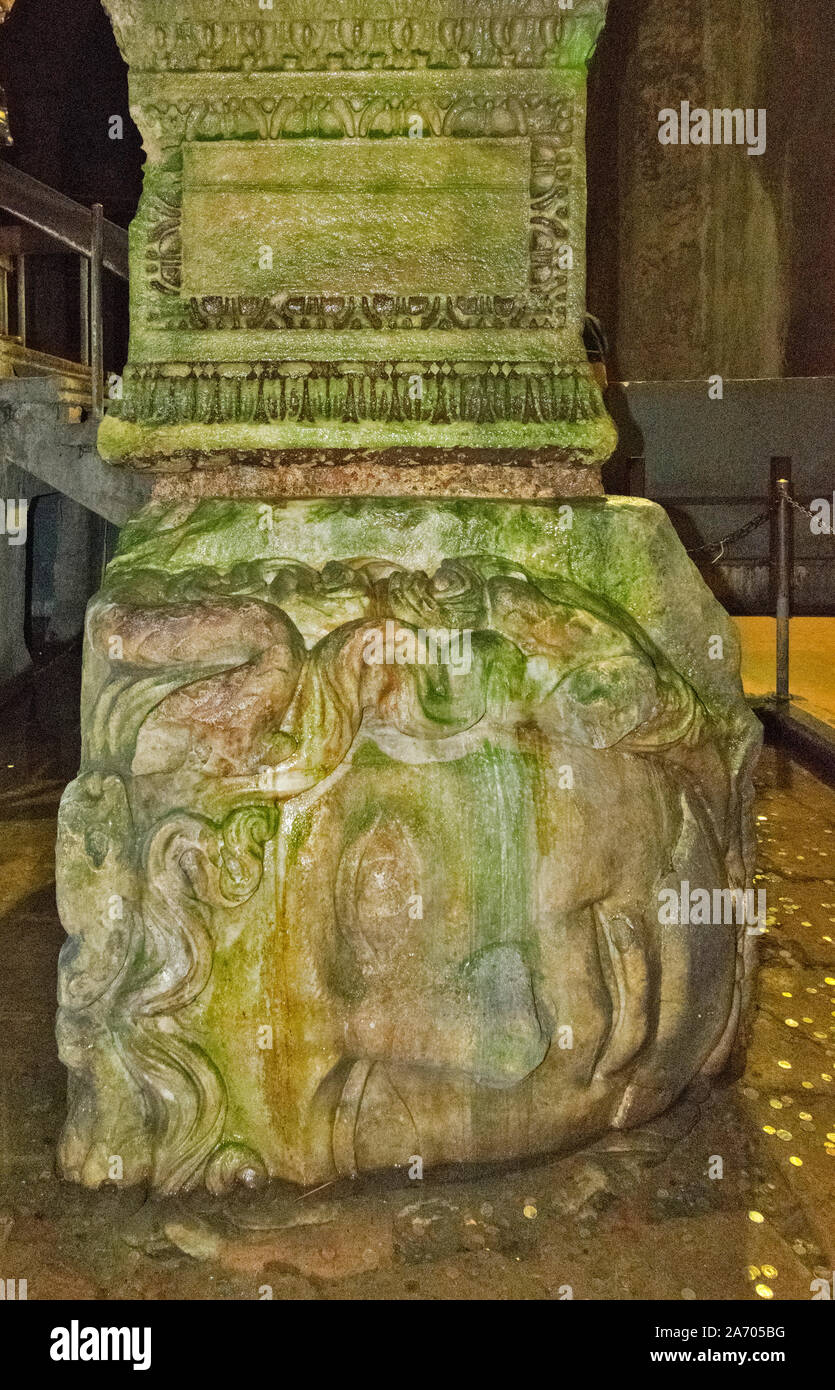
[0,162,127,278]
[0,162,129,413]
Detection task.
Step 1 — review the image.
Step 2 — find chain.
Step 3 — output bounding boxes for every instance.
[686,492,835,563]
[686,507,773,564]
[785,492,835,542]
[784,493,819,523]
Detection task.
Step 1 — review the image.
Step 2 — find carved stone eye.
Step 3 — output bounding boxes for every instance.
[337,817,422,961]
[356,825,418,920]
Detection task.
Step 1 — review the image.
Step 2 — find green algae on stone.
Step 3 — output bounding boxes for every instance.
[57,492,761,1189]
[97,0,615,467]
[54,0,761,1195]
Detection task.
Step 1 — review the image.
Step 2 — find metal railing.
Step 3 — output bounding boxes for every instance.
[626,455,835,704]
[0,161,127,416]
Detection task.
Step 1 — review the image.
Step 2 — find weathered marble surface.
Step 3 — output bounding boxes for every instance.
[148,452,605,500]
[56,497,761,1190]
[96,0,616,467]
[52,0,762,1194]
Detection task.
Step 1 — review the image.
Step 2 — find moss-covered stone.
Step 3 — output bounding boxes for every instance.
[98,0,615,466]
[56,495,761,1189]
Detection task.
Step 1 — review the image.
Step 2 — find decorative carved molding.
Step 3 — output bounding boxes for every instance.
[57,782,277,1193]
[141,110,574,333]
[98,1,608,457]
[104,5,609,74]
[114,358,605,429]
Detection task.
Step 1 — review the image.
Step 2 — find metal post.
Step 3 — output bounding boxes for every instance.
[15,252,25,346]
[775,475,792,701]
[90,202,104,417]
[79,255,90,366]
[0,262,7,336]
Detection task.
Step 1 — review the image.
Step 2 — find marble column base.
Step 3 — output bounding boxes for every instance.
[56,496,761,1191]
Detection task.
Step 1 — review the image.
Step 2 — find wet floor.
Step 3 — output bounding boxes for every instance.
[736,616,835,729]
[0,663,833,1301]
